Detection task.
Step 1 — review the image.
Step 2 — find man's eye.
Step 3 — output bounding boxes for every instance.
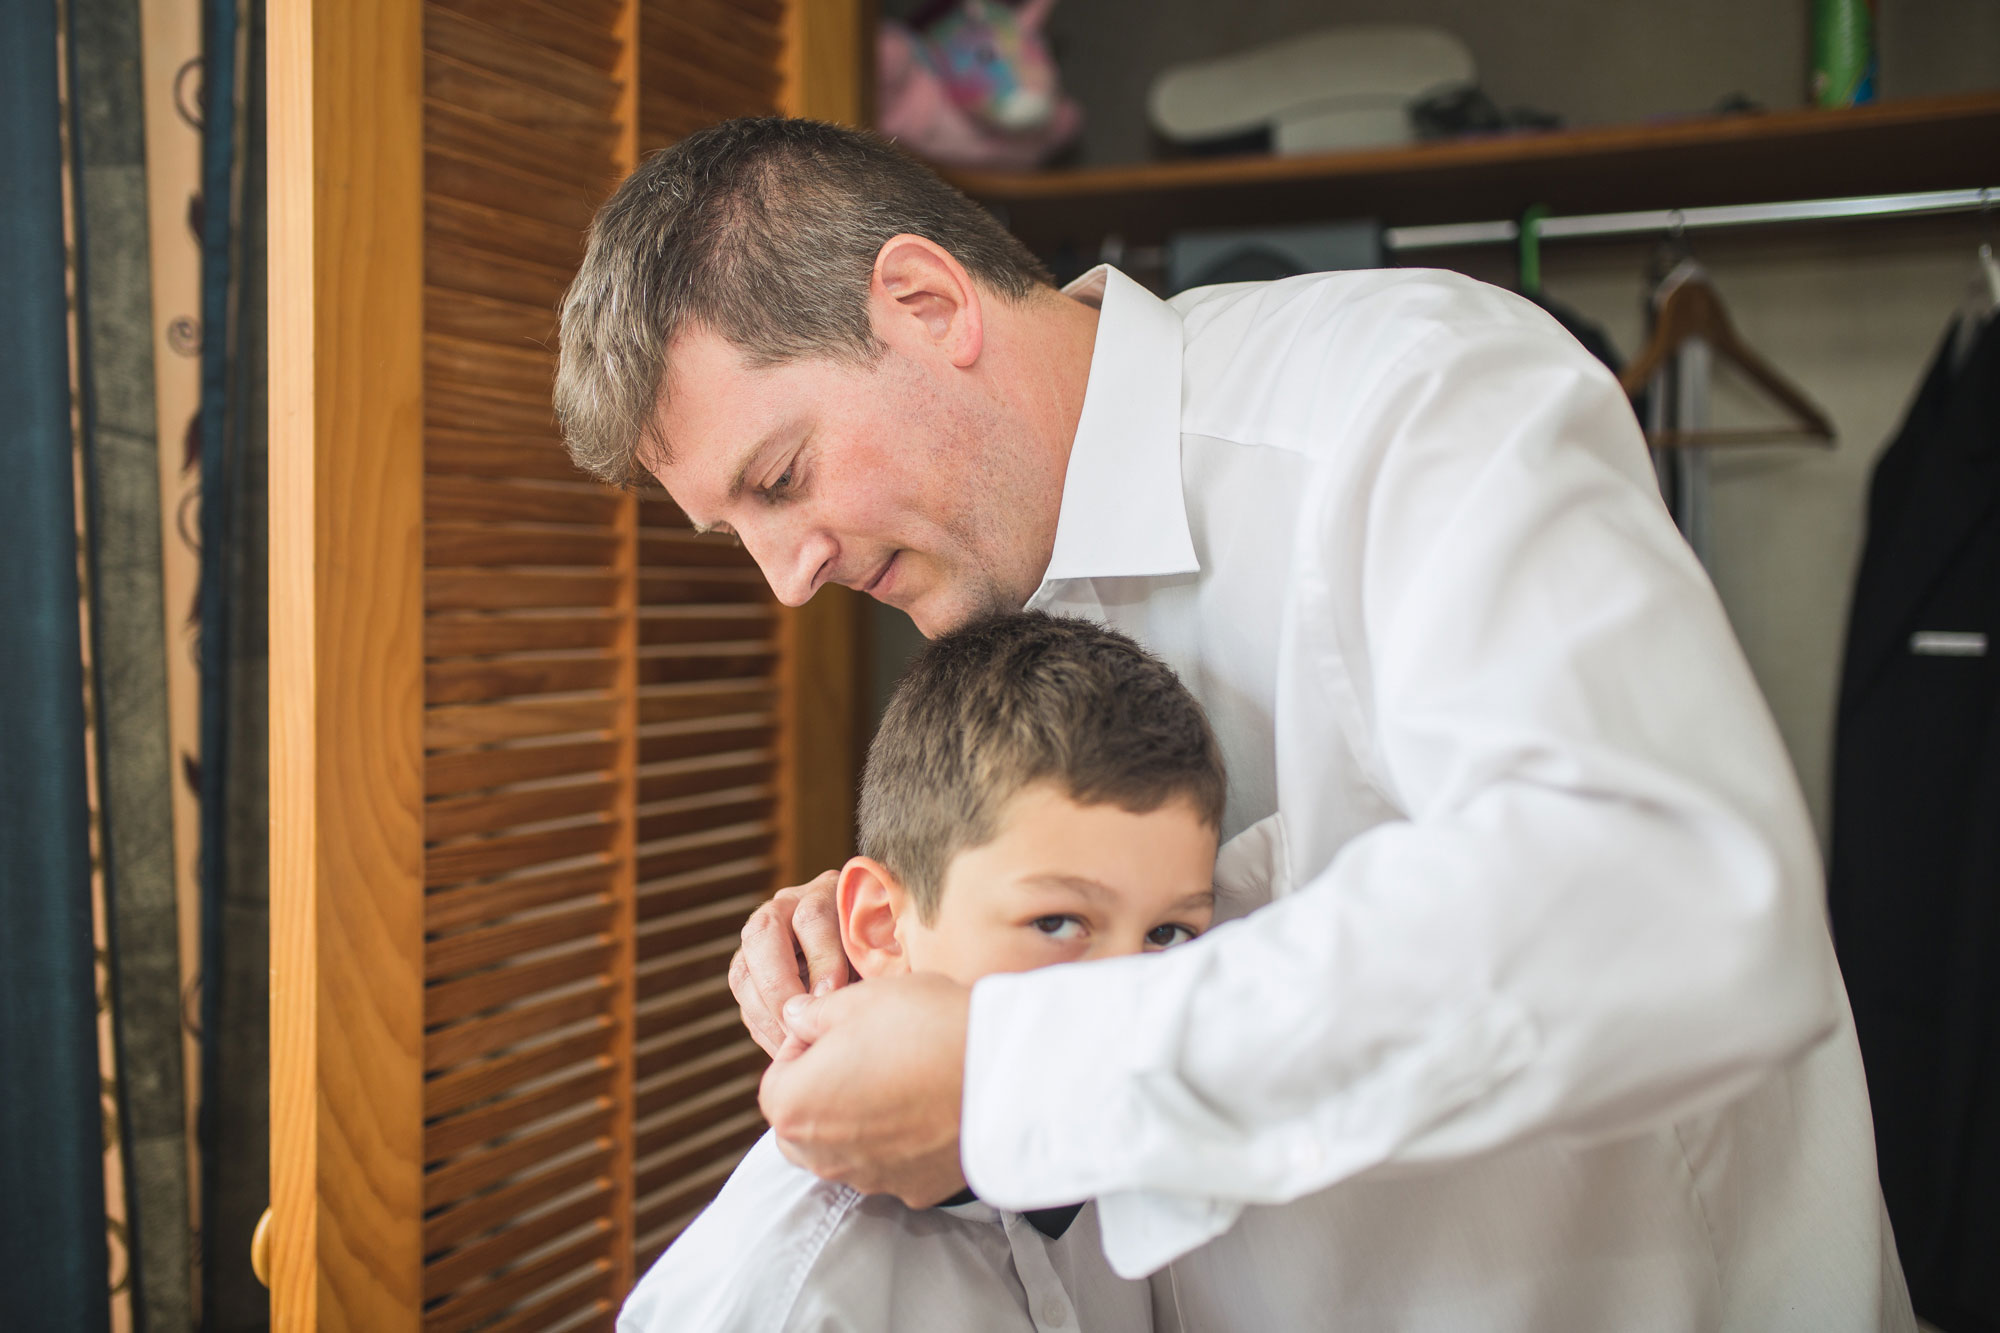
[765,466,794,495]
[1145,923,1196,950]
[1031,915,1085,940]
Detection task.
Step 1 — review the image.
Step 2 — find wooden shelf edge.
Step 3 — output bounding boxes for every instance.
[948,91,2000,249]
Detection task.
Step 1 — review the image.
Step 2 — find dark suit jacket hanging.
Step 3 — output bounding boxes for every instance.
[1830,312,2000,1332]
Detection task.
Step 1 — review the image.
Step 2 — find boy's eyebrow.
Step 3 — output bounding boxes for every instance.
[1019,873,1115,902]
[1020,876,1218,914]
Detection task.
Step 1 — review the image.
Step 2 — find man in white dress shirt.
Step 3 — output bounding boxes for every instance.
[557,118,1913,1330]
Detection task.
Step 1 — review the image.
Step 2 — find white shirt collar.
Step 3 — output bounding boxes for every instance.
[1032,266,1200,594]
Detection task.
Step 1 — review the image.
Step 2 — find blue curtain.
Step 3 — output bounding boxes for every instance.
[0,1,115,1329]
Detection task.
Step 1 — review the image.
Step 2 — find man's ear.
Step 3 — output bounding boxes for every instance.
[869,234,985,369]
[837,856,911,980]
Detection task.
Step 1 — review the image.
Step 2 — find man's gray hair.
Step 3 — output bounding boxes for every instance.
[555,117,1055,488]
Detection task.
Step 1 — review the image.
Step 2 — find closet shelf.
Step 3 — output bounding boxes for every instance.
[949,92,2000,252]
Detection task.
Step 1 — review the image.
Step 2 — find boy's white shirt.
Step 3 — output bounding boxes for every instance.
[616,1098,1164,1333]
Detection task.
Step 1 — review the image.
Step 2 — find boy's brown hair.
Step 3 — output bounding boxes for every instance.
[858,612,1227,922]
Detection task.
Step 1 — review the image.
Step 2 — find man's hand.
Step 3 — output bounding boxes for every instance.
[729,870,852,1057]
[760,972,971,1207]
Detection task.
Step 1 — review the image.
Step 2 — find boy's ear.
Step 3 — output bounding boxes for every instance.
[837,856,911,980]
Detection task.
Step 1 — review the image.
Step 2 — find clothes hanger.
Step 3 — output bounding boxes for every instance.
[1619,240,1835,449]
[1947,189,2000,373]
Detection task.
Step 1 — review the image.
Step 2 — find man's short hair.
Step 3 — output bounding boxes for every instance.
[555,117,1055,488]
[859,612,1227,922]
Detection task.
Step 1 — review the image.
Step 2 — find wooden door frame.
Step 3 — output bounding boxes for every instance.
[268,0,428,1328]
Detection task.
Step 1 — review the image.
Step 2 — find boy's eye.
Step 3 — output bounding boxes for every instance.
[1145,923,1197,950]
[1031,915,1085,941]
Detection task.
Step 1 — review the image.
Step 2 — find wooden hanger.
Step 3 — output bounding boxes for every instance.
[1619,261,1835,449]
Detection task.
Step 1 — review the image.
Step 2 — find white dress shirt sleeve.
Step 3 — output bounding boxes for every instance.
[960,315,1845,1278]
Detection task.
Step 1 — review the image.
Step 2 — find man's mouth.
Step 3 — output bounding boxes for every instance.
[861,552,899,596]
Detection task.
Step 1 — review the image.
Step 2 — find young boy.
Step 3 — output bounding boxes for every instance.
[619,611,1228,1332]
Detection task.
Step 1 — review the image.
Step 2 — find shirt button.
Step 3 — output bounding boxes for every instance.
[1040,1297,1070,1326]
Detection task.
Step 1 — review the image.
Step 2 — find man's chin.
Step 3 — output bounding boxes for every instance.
[910,585,1025,639]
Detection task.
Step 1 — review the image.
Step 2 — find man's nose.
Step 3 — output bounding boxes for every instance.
[741,524,834,607]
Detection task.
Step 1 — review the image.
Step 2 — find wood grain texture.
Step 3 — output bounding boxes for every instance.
[268,0,429,1329]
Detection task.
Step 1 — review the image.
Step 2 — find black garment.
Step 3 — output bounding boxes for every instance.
[1830,313,2000,1332]
[937,1188,1085,1241]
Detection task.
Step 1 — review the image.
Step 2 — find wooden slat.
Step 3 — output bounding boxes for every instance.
[428,568,621,612]
[637,643,777,683]
[427,234,576,309]
[638,717,776,766]
[428,942,617,1026]
[427,193,592,279]
[427,1064,616,1161]
[426,980,614,1072]
[428,521,620,568]
[636,935,738,1005]
[426,49,616,139]
[426,611,621,659]
[633,971,736,1035]
[424,4,619,111]
[427,146,600,233]
[632,1042,766,1124]
[634,890,766,964]
[426,434,588,486]
[426,657,619,704]
[641,11,781,98]
[632,1152,744,1241]
[427,331,556,392]
[426,735,619,793]
[636,855,776,919]
[423,1144,612,1253]
[475,1273,617,1333]
[638,749,772,803]
[424,819,617,888]
[429,474,623,527]
[425,699,620,752]
[427,778,621,847]
[427,382,566,438]
[633,1006,743,1082]
[424,285,558,349]
[637,680,775,724]
[429,0,622,70]
[632,1109,764,1201]
[427,861,614,935]
[636,819,774,882]
[425,1021,616,1121]
[424,98,612,191]
[423,1227,612,1333]
[424,1104,614,1211]
[425,1188,611,1302]
[635,786,773,844]
[426,898,619,979]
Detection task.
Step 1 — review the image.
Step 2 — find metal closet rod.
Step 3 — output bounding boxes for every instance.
[1385,186,1999,252]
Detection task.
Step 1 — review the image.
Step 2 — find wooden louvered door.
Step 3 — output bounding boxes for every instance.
[270,2,867,1329]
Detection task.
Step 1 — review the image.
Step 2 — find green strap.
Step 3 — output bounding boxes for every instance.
[1519,204,1551,297]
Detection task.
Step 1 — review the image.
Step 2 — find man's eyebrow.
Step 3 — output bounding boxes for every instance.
[726,426,789,504]
[686,427,785,536]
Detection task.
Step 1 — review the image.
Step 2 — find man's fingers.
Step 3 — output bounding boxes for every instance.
[739,892,809,1029]
[729,947,788,1057]
[791,870,851,996]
